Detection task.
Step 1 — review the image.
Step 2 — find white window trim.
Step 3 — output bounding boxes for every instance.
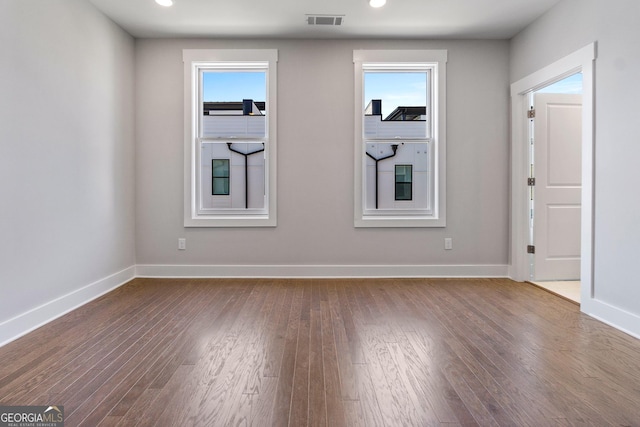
[183,49,278,227]
[354,49,447,228]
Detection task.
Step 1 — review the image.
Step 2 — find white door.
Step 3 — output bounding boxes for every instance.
[533,93,582,281]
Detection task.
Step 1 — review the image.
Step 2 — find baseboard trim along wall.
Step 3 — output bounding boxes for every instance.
[135,264,510,278]
[582,298,640,341]
[0,266,136,348]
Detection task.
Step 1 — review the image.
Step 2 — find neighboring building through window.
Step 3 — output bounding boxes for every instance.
[183,49,278,227]
[354,49,447,227]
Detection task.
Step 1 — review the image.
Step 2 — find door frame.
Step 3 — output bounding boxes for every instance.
[509,43,596,309]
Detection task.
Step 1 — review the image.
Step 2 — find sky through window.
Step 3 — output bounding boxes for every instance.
[364,72,427,117]
[203,71,266,103]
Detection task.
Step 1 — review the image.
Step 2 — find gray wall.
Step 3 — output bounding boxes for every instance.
[0,1,136,326]
[511,0,640,318]
[135,39,510,268]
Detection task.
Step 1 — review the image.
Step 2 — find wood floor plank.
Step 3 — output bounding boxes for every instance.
[351,363,385,427]
[240,283,280,395]
[262,283,294,378]
[327,282,359,401]
[385,340,445,425]
[96,415,122,427]
[337,283,367,364]
[289,281,311,427]
[244,376,279,427]
[270,283,303,426]
[308,300,327,427]
[1,278,639,426]
[319,298,347,427]
[132,364,196,427]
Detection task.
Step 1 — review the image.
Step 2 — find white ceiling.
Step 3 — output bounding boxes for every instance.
[88,0,561,39]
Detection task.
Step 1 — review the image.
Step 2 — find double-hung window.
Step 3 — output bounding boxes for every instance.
[183,49,277,227]
[354,50,447,227]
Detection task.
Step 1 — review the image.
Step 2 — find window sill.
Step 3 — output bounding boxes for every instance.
[355,215,446,228]
[184,215,276,228]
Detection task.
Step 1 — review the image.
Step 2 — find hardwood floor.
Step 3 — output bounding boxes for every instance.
[1,278,640,426]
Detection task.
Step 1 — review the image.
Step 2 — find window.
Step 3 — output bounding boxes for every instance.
[212,159,229,195]
[395,165,412,201]
[183,49,277,227]
[354,50,447,227]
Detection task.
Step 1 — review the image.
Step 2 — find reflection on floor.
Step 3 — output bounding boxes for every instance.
[530,281,580,304]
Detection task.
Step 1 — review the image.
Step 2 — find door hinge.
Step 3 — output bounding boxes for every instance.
[528,177,535,186]
[528,108,535,119]
[527,245,535,254]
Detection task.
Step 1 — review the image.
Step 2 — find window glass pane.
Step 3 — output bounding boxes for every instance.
[395,183,411,200]
[212,159,229,177]
[212,178,229,195]
[203,144,265,208]
[395,165,412,182]
[364,72,427,139]
[365,143,427,209]
[202,71,266,138]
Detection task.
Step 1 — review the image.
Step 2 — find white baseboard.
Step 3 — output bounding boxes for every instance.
[135,264,510,278]
[0,265,136,347]
[581,297,640,340]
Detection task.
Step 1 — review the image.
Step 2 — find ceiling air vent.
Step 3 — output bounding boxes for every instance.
[306,15,344,26]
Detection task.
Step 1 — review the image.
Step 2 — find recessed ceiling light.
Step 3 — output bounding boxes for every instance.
[369,0,386,7]
[155,0,173,7]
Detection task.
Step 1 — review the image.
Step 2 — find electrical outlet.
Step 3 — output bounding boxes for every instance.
[178,238,186,250]
[444,238,453,250]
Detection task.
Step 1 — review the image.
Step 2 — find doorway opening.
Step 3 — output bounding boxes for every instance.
[509,43,595,312]
[529,73,583,304]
